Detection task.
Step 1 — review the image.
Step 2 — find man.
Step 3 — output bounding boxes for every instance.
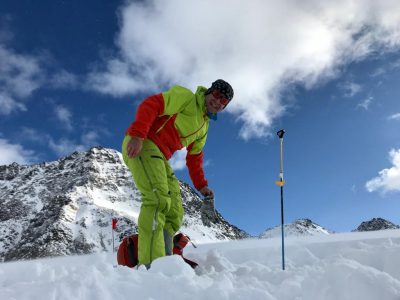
[122,79,234,267]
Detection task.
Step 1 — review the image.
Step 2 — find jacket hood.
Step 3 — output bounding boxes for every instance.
[195,86,208,115]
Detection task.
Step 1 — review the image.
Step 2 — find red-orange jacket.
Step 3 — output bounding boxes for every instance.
[126,85,210,190]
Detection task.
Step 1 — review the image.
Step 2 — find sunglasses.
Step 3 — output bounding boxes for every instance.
[211,90,230,106]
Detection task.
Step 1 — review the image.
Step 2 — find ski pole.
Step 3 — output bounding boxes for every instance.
[276,129,286,270]
[111,225,115,254]
[112,217,118,267]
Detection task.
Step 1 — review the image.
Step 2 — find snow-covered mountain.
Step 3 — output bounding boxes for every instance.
[0,147,249,262]
[353,217,400,232]
[259,218,332,238]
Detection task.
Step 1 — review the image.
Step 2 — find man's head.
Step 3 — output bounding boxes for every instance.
[204,79,234,113]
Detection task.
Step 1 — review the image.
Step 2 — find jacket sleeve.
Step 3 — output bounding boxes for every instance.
[126,94,164,138]
[186,132,208,190]
[127,86,194,138]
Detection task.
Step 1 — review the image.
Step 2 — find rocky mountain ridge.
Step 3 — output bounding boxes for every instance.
[259,218,332,238]
[353,217,400,232]
[259,217,400,238]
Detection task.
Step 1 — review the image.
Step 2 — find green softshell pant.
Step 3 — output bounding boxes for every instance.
[122,136,184,265]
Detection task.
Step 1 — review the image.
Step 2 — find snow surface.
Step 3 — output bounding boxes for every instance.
[1,230,400,300]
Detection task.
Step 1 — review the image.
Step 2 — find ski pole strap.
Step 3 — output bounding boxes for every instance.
[189,240,198,248]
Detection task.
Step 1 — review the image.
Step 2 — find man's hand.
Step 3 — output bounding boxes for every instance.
[199,186,214,197]
[127,136,144,158]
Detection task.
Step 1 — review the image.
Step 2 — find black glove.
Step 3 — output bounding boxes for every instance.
[201,195,217,225]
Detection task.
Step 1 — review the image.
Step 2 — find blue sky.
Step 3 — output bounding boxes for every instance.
[1,0,400,235]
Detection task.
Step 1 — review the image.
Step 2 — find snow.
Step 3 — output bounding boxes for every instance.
[1,230,400,299]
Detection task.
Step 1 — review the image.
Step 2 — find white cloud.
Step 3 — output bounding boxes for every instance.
[370,67,386,77]
[87,58,152,96]
[81,130,100,146]
[339,81,362,97]
[19,127,102,158]
[21,125,105,158]
[388,113,400,120]
[0,46,43,97]
[48,138,87,157]
[169,149,187,171]
[169,149,212,171]
[48,130,101,157]
[0,39,78,116]
[0,138,36,165]
[54,105,73,131]
[87,0,400,139]
[357,96,373,110]
[0,92,27,115]
[20,127,47,143]
[366,148,400,193]
[50,70,78,89]
[0,45,44,115]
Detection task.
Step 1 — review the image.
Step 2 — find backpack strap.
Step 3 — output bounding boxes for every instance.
[172,233,198,269]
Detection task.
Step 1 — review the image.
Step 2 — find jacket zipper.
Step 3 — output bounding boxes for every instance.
[155,115,174,134]
[179,116,207,140]
[155,114,207,143]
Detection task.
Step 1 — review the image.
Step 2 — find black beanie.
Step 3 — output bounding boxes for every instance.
[205,79,234,101]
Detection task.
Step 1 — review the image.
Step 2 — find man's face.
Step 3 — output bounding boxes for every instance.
[205,90,229,113]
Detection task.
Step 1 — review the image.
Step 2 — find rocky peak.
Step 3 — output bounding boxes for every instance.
[259,218,331,238]
[354,218,400,232]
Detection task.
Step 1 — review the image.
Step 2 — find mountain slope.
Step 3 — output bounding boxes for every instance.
[353,217,400,232]
[259,218,332,238]
[0,147,249,262]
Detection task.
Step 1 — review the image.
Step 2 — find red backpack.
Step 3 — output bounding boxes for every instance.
[117,234,139,268]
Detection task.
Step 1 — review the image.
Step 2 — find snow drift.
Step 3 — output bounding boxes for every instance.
[1,229,399,300]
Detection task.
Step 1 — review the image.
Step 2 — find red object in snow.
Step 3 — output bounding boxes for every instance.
[112,218,118,230]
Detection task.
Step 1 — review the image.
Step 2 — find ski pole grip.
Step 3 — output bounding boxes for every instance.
[277,129,285,139]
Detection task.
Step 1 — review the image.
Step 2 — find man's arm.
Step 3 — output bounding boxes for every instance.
[186,131,213,196]
[126,94,164,139]
[124,94,164,158]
